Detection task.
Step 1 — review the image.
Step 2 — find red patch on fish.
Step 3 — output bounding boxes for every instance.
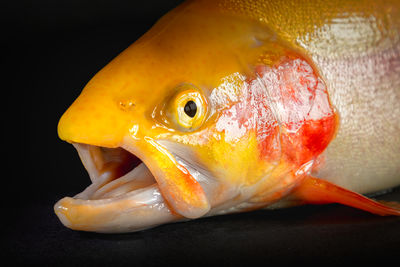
[214,57,337,166]
[253,58,337,165]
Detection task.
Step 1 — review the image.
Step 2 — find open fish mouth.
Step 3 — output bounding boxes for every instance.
[68,143,158,201]
[54,142,229,233]
[54,143,178,233]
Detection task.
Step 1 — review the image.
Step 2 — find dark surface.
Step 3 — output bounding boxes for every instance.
[7,192,400,265]
[5,0,400,265]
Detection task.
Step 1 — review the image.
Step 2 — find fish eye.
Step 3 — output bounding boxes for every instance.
[184,100,197,118]
[171,85,207,131]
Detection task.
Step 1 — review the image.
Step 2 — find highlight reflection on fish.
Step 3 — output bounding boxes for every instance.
[55,0,400,233]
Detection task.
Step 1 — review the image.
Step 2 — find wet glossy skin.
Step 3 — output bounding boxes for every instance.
[55,0,400,232]
[220,0,400,194]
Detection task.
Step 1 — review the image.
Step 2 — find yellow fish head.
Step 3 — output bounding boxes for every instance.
[55,0,337,233]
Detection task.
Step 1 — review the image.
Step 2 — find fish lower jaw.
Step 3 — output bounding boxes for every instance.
[54,143,178,233]
[53,184,175,233]
[54,142,219,233]
[54,142,247,233]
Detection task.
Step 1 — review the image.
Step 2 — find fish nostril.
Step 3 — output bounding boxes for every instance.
[118,100,136,111]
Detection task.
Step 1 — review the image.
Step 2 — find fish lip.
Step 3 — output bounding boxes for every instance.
[53,183,175,233]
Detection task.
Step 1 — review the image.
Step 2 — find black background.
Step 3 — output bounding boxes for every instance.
[4,0,400,265]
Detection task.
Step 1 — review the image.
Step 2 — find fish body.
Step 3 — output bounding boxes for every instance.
[55,0,400,233]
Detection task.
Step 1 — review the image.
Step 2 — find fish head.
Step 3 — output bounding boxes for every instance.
[55,1,337,232]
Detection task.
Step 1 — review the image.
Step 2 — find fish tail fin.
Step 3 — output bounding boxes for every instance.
[292,176,400,216]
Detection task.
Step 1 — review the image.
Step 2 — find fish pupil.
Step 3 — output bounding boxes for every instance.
[184,100,197,118]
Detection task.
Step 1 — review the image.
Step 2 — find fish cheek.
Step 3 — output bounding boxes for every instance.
[198,93,281,187]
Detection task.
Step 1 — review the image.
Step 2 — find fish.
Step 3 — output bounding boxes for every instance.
[54,0,400,233]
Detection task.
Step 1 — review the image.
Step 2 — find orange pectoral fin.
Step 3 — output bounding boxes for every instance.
[291,176,400,216]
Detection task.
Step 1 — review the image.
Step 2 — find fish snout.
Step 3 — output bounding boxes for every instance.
[57,88,142,148]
